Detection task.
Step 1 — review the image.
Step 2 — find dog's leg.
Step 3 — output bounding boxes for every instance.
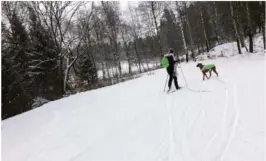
[214,70,218,77]
[203,71,209,80]
[203,72,207,80]
[213,67,219,77]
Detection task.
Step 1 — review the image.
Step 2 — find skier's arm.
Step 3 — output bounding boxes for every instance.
[174,58,180,65]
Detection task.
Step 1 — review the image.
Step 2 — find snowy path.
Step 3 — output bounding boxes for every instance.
[2,54,265,161]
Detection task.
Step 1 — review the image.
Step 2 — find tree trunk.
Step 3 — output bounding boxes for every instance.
[59,56,64,95]
[205,40,209,52]
[120,28,132,74]
[142,49,150,71]
[239,24,248,50]
[109,42,119,83]
[260,2,265,49]
[103,46,112,85]
[200,7,210,52]
[63,57,70,92]
[230,2,242,54]
[246,2,253,53]
[87,41,97,76]
[213,2,220,43]
[101,62,106,80]
[184,3,194,48]
[237,2,249,51]
[63,55,78,92]
[248,33,253,53]
[150,2,162,54]
[96,37,105,80]
[238,20,245,47]
[263,24,266,50]
[236,38,241,55]
[126,51,132,74]
[191,50,195,62]
[129,5,143,72]
[133,40,142,73]
[201,44,205,53]
[144,4,159,66]
[125,48,132,74]
[141,45,150,71]
[185,6,195,58]
[63,69,69,92]
[198,46,200,55]
[114,41,122,78]
[176,2,188,62]
[105,62,111,84]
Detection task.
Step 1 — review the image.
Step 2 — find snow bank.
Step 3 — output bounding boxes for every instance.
[196,34,264,61]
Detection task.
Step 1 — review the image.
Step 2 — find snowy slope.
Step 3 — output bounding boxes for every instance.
[2,52,265,161]
[196,34,265,61]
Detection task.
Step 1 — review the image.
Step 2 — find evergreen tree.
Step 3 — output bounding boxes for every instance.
[77,53,98,89]
[27,7,59,99]
[2,11,32,119]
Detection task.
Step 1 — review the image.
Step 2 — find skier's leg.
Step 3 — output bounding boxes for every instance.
[168,73,173,89]
[173,76,180,89]
[167,68,174,90]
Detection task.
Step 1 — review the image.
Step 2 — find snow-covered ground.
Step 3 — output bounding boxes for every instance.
[196,34,265,61]
[2,36,265,161]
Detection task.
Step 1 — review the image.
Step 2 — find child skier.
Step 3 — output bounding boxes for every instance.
[196,63,219,80]
[161,48,181,92]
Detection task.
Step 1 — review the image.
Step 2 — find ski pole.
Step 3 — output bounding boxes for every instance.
[163,75,169,92]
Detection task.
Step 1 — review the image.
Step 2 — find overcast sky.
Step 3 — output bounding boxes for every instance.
[119,1,139,23]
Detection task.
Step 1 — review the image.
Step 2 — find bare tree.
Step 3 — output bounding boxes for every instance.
[199,3,210,52]
[101,1,122,81]
[176,2,188,62]
[128,4,144,73]
[183,2,195,61]
[213,2,220,43]
[245,2,253,53]
[138,1,165,63]
[90,10,110,81]
[28,1,85,93]
[150,1,162,54]
[120,23,132,74]
[229,1,242,54]
[259,2,265,49]
[236,2,248,52]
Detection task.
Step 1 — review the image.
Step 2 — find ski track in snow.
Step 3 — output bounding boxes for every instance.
[187,80,205,135]
[219,81,240,161]
[203,83,228,161]
[165,95,175,161]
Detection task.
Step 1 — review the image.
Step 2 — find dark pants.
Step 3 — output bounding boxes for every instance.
[167,67,179,89]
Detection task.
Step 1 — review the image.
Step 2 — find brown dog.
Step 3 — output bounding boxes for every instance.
[196,63,219,80]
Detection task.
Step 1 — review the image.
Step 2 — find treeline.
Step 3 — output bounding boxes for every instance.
[1,1,265,119]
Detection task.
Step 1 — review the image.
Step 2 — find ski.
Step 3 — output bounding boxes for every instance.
[167,87,183,94]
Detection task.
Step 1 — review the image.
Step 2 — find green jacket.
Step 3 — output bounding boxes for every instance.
[161,57,169,68]
[202,64,215,71]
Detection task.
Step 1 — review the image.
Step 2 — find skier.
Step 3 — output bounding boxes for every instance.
[196,63,219,80]
[161,48,181,92]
